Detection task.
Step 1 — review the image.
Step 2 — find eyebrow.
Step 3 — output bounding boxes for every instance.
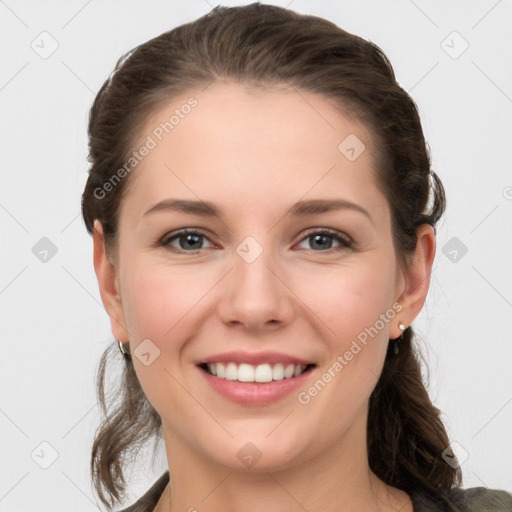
[143,198,373,223]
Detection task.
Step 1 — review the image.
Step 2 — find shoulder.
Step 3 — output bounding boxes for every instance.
[117,471,170,512]
[447,487,512,511]
[412,486,512,512]
[117,478,512,512]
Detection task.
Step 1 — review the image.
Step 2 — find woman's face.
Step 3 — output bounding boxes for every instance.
[99,82,411,471]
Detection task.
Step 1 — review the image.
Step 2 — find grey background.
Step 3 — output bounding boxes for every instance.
[1,0,511,510]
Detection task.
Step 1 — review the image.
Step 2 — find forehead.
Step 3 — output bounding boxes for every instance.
[121,82,388,223]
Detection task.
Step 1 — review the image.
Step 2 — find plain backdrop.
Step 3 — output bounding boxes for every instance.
[1,1,511,510]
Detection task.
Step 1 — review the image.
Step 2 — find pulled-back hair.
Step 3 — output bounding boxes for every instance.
[81,3,460,509]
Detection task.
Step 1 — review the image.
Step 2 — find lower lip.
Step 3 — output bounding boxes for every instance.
[198,366,314,405]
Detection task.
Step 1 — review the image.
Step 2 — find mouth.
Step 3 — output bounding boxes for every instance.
[198,362,316,383]
[195,351,317,405]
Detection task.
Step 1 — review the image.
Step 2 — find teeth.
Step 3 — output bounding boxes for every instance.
[238,363,255,382]
[284,364,295,379]
[272,363,284,380]
[225,362,238,381]
[255,364,273,383]
[204,362,309,382]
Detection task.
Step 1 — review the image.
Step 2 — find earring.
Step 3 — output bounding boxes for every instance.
[393,322,406,355]
[117,338,131,360]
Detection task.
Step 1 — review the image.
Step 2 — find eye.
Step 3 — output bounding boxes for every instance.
[296,228,353,253]
[161,229,215,252]
[160,227,353,254]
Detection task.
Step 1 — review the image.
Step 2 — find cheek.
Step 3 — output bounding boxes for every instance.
[295,258,397,344]
[292,258,397,416]
[119,263,211,416]
[292,258,397,414]
[120,262,216,342]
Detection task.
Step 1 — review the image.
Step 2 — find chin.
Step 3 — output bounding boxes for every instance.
[199,425,315,473]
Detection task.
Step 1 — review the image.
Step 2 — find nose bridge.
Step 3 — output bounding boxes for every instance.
[218,233,293,328]
[232,233,279,298]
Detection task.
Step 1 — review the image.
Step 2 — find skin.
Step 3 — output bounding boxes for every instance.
[93,82,435,512]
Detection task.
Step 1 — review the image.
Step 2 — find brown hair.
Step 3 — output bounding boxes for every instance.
[82,3,461,509]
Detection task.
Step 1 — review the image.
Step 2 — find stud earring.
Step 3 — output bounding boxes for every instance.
[394,322,406,355]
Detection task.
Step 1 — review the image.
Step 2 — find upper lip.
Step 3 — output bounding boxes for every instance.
[197,351,314,366]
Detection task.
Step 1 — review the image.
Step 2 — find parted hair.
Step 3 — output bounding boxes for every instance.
[81,3,461,509]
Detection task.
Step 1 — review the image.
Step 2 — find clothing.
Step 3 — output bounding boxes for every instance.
[118,471,512,512]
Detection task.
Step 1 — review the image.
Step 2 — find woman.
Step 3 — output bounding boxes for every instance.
[81,3,512,511]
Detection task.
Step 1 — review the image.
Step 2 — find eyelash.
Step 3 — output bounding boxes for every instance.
[160,227,354,254]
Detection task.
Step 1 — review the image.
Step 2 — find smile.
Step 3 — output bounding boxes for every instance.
[200,362,312,383]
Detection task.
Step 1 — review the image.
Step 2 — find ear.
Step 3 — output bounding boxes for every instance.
[92,220,129,342]
[393,224,436,337]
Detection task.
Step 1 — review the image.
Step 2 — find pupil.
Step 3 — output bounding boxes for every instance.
[311,234,332,250]
[181,234,202,250]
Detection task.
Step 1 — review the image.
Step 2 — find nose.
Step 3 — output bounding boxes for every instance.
[217,241,295,332]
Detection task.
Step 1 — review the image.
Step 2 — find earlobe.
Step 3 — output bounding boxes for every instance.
[92,220,129,342]
[394,224,436,337]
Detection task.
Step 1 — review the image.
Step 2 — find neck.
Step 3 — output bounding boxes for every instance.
[157,411,410,512]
